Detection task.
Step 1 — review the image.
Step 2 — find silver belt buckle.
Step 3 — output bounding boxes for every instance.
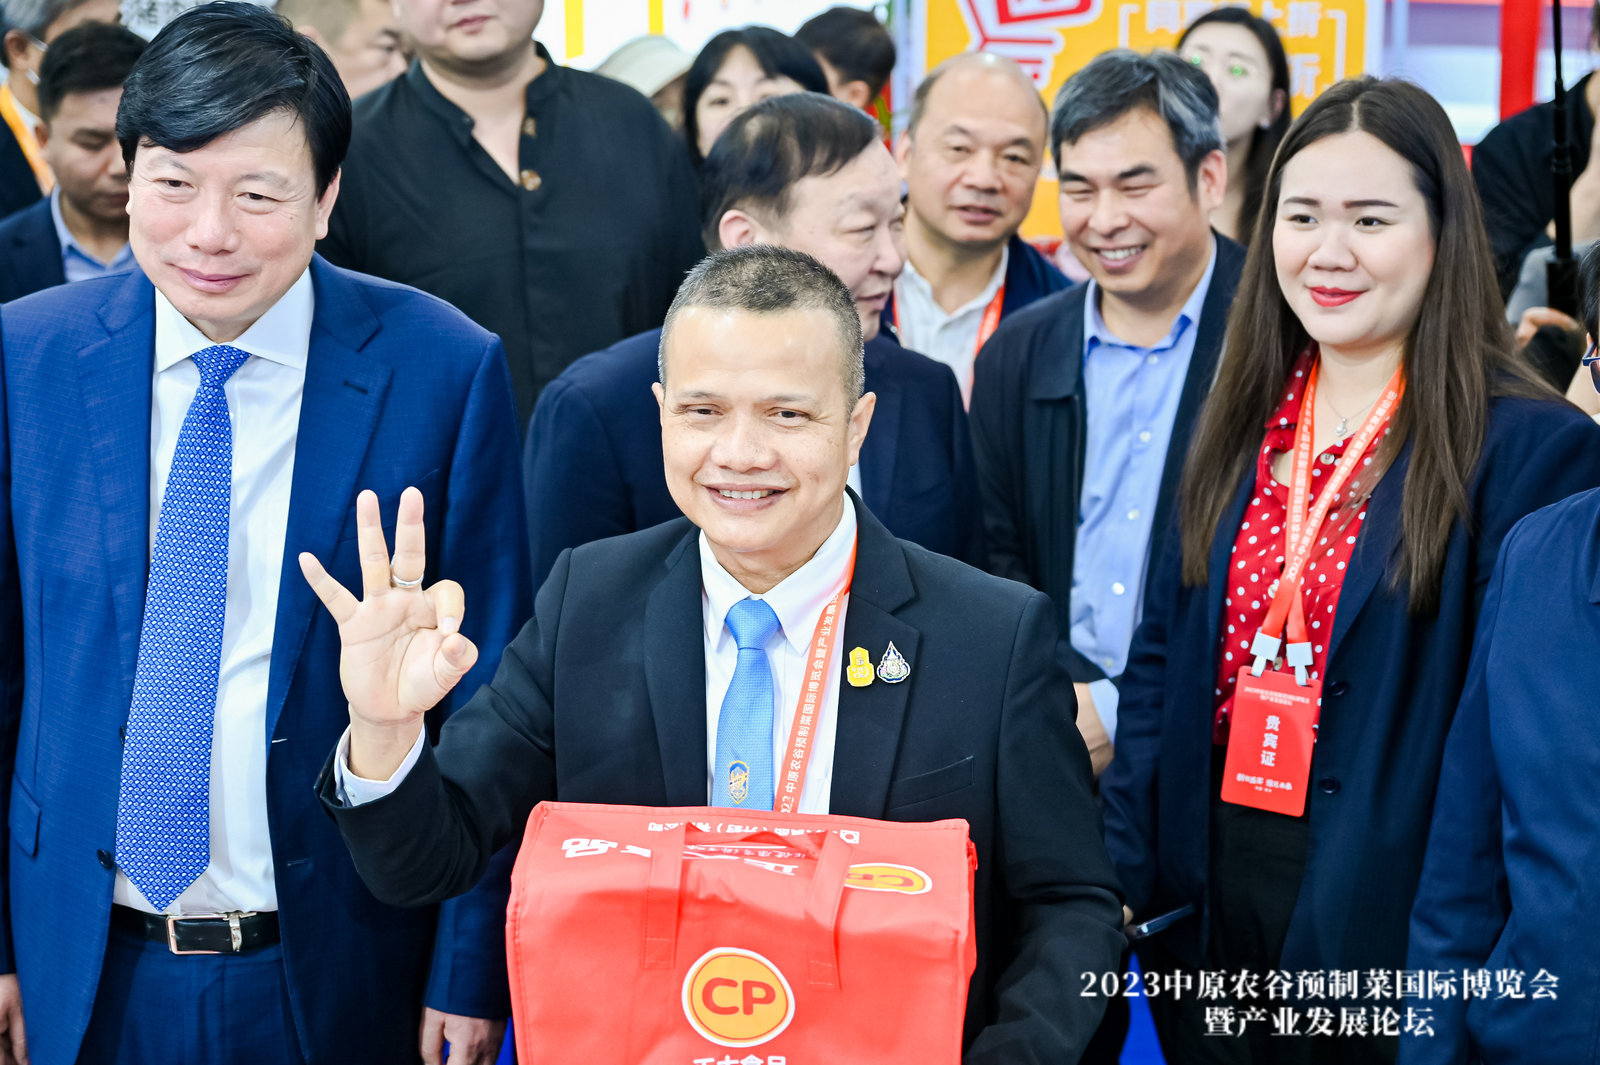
[165,910,253,955]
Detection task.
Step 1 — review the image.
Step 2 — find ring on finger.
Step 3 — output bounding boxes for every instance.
[391,570,424,590]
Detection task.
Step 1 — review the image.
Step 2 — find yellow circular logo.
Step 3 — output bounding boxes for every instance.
[681,948,794,1047]
[845,863,932,894]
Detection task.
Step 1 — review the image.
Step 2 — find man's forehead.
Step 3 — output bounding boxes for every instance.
[1058,109,1181,172]
[790,147,898,217]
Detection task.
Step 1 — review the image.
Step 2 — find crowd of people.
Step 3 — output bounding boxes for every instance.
[0,1,1594,1064]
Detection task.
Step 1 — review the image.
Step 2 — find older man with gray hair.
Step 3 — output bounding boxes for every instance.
[970,49,1246,775]
[0,0,121,219]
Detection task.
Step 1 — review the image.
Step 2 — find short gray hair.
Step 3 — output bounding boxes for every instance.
[1,0,98,38]
[1050,49,1223,189]
[658,245,865,407]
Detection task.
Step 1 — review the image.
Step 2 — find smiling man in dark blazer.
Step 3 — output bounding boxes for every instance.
[0,7,527,1063]
[969,51,1243,773]
[522,92,983,584]
[310,245,1126,1065]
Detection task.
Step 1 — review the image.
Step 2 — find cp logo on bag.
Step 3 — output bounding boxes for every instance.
[682,947,795,1047]
[845,863,931,894]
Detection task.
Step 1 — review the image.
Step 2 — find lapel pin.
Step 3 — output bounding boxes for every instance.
[876,641,910,684]
[846,647,875,687]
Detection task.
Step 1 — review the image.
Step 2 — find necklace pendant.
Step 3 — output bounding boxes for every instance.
[1333,418,1349,442]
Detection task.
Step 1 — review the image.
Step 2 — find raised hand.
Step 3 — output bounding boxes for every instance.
[299,488,479,779]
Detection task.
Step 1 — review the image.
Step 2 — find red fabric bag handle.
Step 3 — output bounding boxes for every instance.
[639,825,855,986]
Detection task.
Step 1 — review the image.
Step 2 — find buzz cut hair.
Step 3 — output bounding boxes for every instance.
[658,245,866,408]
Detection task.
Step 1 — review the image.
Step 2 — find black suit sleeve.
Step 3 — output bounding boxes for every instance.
[318,550,571,907]
[964,591,1126,1065]
[968,333,1031,588]
[943,363,988,570]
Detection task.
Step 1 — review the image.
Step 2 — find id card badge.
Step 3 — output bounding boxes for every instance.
[1219,667,1320,817]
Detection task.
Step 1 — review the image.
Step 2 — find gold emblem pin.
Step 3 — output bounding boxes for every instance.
[846,647,874,687]
[876,641,911,684]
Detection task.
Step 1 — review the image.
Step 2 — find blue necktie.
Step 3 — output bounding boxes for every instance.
[115,344,250,911]
[712,597,781,810]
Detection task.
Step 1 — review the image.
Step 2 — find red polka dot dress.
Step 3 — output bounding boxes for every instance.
[1212,353,1390,746]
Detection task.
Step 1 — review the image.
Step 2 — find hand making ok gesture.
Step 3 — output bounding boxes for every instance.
[298,487,479,779]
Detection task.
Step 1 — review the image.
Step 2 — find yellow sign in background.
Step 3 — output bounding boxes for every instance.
[916,0,1384,240]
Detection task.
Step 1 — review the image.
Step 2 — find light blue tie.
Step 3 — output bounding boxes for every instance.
[115,343,250,911]
[712,597,782,810]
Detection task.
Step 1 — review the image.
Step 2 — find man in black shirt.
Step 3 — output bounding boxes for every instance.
[319,0,704,422]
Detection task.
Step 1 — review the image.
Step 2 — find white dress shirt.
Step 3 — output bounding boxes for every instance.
[115,269,312,915]
[892,244,1008,407]
[338,499,859,816]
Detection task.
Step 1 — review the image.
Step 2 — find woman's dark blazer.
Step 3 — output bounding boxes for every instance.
[1101,394,1600,975]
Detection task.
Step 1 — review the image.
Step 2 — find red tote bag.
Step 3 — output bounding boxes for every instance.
[506,802,978,1065]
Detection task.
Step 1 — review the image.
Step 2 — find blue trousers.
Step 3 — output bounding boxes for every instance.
[76,924,305,1065]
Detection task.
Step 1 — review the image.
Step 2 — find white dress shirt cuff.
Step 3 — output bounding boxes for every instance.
[334,725,427,806]
[1088,678,1120,743]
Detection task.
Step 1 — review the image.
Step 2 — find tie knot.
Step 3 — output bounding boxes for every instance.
[190,344,251,389]
[725,597,780,651]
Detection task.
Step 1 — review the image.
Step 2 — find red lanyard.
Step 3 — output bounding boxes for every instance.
[891,281,1006,366]
[1247,360,1404,685]
[774,537,857,813]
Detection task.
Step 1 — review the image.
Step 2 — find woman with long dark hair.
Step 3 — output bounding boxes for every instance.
[1178,8,1289,247]
[1102,77,1600,1062]
[681,26,828,167]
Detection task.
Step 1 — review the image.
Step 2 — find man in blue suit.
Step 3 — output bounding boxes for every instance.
[1403,245,1600,1065]
[0,20,144,303]
[0,5,527,1063]
[522,92,983,584]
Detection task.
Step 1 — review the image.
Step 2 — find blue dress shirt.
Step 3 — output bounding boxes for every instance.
[1072,241,1218,738]
[49,188,136,284]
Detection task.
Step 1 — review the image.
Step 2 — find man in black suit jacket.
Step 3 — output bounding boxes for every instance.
[306,245,1126,1064]
[970,51,1244,774]
[523,93,982,584]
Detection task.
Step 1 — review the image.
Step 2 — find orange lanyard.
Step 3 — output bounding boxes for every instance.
[1248,359,1403,684]
[0,85,52,196]
[774,537,857,814]
[891,281,1006,363]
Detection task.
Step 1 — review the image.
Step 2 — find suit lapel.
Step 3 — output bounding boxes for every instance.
[80,272,156,683]
[859,337,901,526]
[1325,444,1409,666]
[644,530,711,806]
[829,497,916,819]
[266,258,388,742]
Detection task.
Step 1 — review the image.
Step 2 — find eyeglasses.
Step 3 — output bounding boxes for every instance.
[1583,338,1600,394]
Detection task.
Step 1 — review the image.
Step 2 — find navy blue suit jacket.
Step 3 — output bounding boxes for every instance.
[1100,394,1600,981]
[969,236,1246,682]
[1404,487,1600,1064]
[522,327,984,583]
[320,493,1126,1064]
[0,258,531,1064]
[0,199,64,303]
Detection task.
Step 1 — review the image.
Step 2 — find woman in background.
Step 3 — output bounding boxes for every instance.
[1178,8,1289,246]
[682,26,829,167]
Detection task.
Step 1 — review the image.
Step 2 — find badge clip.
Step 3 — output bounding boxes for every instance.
[1285,641,1313,687]
[1248,631,1281,677]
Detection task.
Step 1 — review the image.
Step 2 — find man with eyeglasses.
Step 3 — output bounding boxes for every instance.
[0,0,122,220]
[1403,243,1600,1064]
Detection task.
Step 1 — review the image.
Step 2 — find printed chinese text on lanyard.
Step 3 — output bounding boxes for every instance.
[774,537,857,814]
[1218,360,1403,817]
[891,284,1005,395]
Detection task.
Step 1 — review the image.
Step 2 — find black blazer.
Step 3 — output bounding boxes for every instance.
[522,328,986,583]
[321,494,1127,1064]
[0,198,63,303]
[0,122,42,223]
[1101,394,1600,978]
[968,235,1246,681]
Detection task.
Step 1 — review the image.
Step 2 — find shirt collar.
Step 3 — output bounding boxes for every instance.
[1084,235,1218,355]
[49,187,133,269]
[153,267,314,373]
[899,243,1009,320]
[409,41,562,133]
[700,498,858,656]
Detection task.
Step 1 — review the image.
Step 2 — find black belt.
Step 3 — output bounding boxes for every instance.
[111,904,280,955]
